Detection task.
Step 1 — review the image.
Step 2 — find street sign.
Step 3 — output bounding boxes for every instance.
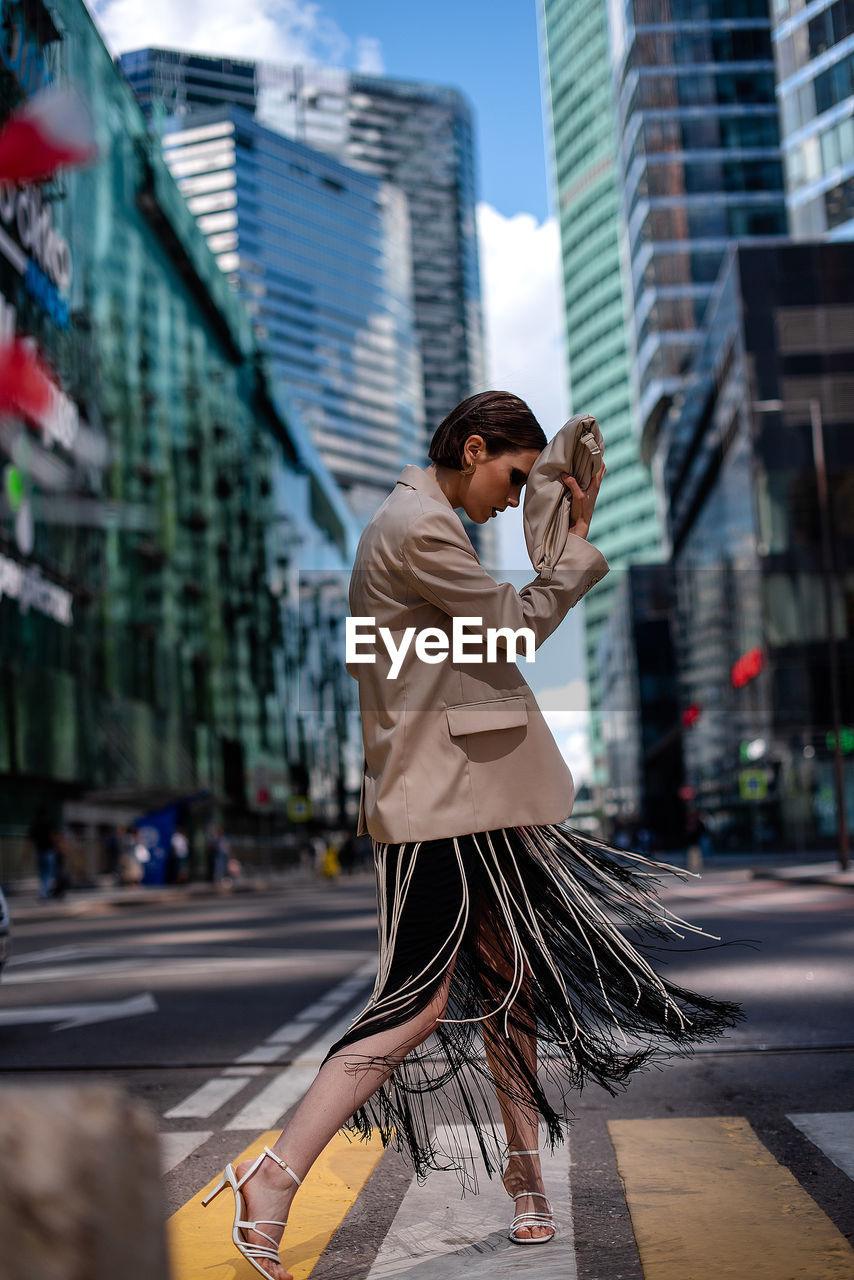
[286,795,313,822]
[739,769,768,801]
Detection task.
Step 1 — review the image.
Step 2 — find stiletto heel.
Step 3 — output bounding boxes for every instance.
[201,1172,229,1206]
[202,1145,303,1277]
[504,1149,556,1246]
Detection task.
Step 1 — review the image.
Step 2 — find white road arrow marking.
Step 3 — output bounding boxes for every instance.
[0,992,157,1030]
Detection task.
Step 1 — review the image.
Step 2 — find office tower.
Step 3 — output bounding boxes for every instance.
[160,107,423,524]
[659,240,854,849]
[121,49,485,466]
[598,564,685,847]
[770,0,854,238]
[540,0,665,780]
[609,0,788,460]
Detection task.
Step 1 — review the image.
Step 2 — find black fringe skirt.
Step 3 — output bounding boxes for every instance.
[322,823,742,1189]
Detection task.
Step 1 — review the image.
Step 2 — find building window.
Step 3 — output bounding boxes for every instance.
[825,174,854,227]
[815,50,854,117]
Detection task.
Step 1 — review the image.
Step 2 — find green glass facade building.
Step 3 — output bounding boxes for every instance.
[540,0,665,780]
[0,0,356,881]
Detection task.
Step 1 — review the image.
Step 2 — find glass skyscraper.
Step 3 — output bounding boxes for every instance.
[159,106,423,525]
[608,0,788,458]
[540,0,665,779]
[659,240,854,849]
[0,0,359,873]
[121,49,485,465]
[771,0,854,238]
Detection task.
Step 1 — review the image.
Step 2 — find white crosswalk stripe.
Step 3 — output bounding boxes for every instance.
[164,1074,253,1120]
[160,1130,212,1174]
[160,960,376,1123]
[365,1124,574,1279]
[226,995,373,1130]
[787,1112,854,1181]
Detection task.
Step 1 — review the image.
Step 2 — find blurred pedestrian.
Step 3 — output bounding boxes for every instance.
[320,840,340,879]
[337,833,357,875]
[51,826,71,899]
[697,811,713,860]
[27,807,56,900]
[119,826,145,885]
[355,833,372,871]
[167,826,190,884]
[310,833,326,876]
[212,826,230,883]
[105,825,124,884]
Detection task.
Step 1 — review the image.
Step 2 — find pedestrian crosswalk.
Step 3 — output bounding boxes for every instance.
[163,1107,854,1278]
[158,943,854,1279]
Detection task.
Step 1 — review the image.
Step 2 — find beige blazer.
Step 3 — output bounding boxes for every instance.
[349,465,608,843]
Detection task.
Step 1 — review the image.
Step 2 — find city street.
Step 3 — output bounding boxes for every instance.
[1,866,853,1278]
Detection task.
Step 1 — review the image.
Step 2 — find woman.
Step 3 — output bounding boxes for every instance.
[204,391,741,1279]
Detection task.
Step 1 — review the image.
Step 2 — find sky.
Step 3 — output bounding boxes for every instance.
[84,0,591,779]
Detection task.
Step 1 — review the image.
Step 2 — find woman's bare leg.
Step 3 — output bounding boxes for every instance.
[478,922,552,1241]
[482,1002,553,1240]
[233,972,453,1280]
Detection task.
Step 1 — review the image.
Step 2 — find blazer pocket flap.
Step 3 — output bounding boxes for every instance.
[446,697,528,737]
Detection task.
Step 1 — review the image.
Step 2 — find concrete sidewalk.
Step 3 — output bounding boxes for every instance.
[5,853,852,927]
[748,860,854,891]
[661,847,854,891]
[4,864,319,924]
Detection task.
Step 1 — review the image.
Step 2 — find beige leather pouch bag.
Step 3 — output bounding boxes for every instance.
[522,413,604,581]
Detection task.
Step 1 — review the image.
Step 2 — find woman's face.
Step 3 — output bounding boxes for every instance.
[462,445,542,524]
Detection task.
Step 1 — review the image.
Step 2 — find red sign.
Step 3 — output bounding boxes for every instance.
[731,647,764,689]
[681,703,701,728]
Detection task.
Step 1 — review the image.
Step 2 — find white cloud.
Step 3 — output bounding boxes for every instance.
[355,36,385,75]
[536,681,592,784]
[534,677,589,712]
[475,209,591,774]
[550,716,593,787]
[476,203,567,436]
[476,202,567,573]
[85,0,364,66]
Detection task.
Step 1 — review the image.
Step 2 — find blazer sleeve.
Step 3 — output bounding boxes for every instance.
[401,507,608,650]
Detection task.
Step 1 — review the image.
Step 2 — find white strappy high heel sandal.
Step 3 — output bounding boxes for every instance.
[202,1144,302,1277]
[505,1148,556,1246]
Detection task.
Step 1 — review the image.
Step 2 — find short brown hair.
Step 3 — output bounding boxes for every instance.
[428,391,547,469]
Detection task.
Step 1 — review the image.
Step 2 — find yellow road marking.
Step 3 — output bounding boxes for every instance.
[608,1116,854,1279]
[168,1128,386,1279]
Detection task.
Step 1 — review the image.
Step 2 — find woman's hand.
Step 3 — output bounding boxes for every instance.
[561,463,606,541]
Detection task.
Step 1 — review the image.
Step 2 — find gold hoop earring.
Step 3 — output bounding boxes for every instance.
[461,462,476,477]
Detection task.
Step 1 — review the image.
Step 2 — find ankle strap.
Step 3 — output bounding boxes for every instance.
[263,1145,302,1187]
[508,1149,540,1157]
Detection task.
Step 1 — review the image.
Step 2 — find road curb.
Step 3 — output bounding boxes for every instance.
[749,867,854,891]
[6,869,315,923]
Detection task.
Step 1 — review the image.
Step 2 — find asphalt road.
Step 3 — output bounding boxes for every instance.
[2,866,853,1279]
